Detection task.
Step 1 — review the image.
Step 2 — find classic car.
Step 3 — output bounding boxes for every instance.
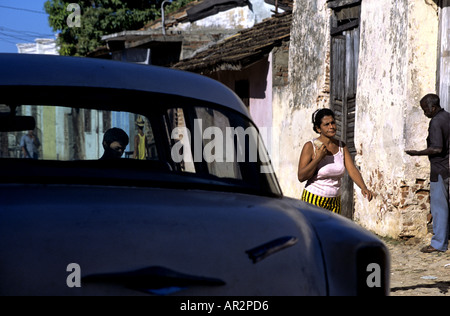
[0,53,389,296]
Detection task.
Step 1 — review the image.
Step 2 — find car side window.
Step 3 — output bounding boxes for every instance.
[0,101,282,196]
[194,107,243,180]
[0,104,157,161]
[164,107,196,173]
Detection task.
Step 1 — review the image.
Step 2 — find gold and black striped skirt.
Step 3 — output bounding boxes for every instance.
[301,190,341,214]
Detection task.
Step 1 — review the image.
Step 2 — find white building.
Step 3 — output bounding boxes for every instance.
[16,38,59,55]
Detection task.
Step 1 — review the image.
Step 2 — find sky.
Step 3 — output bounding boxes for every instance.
[0,0,55,53]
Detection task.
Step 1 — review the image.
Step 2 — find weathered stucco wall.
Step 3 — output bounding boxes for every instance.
[354,0,439,238]
[274,0,331,199]
[282,0,439,239]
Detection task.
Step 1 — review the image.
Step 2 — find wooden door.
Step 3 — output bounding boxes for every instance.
[330,27,360,219]
[329,0,361,219]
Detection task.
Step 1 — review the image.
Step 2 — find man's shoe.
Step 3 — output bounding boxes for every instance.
[420,245,444,253]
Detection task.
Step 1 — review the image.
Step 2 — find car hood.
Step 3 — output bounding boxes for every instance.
[285,197,390,296]
[0,184,327,296]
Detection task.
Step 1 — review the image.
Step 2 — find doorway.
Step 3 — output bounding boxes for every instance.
[329,0,361,219]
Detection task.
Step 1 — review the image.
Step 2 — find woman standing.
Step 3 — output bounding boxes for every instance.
[297,108,373,214]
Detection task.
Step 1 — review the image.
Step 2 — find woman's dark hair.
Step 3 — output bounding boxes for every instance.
[312,108,335,134]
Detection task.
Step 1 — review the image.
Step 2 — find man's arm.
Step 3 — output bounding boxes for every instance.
[19,136,28,158]
[408,115,446,156]
[405,147,442,156]
[21,146,28,158]
[32,135,40,148]
[133,135,139,159]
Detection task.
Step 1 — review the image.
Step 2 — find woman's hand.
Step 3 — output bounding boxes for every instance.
[314,144,328,161]
[361,188,373,202]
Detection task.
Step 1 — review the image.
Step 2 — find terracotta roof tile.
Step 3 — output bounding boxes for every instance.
[173,11,292,73]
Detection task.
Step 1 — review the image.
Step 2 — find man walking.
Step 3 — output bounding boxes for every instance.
[406,93,449,253]
[20,129,40,159]
[133,116,148,160]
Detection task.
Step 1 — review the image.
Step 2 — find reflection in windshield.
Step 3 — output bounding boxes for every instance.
[0,103,281,196]
[99,127,129,160]
[0,105,156,161]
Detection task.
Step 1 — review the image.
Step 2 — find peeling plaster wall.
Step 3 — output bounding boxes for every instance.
[284,0,439,238]
[275,0,330,199]
[354,0,439,238]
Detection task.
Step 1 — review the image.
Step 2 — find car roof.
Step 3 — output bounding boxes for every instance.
[0,53,250,117]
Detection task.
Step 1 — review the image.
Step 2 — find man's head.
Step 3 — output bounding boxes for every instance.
[420,94,441,118]
[136,116,145,130]
[102,128,129,159]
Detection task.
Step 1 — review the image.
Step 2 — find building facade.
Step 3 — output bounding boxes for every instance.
[284,0,449,238]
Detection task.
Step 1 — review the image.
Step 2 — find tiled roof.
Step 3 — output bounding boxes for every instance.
[173,11,292,73]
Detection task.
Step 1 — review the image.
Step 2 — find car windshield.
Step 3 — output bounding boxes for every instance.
[0,91,281,197]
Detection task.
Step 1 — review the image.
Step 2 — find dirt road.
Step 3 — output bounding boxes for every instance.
[384,235,450,296]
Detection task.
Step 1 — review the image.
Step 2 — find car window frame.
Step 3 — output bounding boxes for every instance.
[0,86,283,198]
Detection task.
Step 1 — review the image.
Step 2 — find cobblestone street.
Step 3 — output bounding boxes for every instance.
[383,235,450,296]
